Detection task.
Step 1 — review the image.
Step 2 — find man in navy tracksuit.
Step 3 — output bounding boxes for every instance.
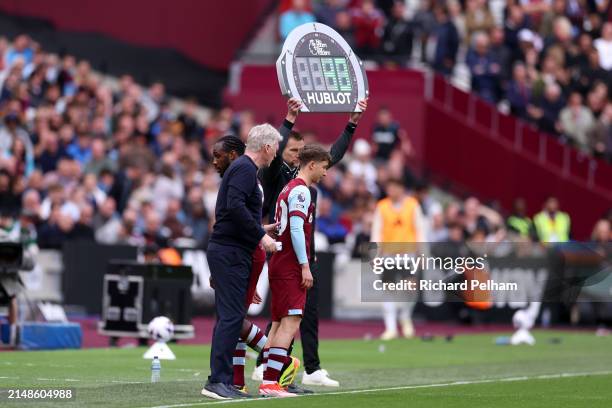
[202,124,282,400]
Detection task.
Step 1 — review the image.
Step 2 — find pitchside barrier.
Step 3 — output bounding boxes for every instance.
[55,242,335,319]
[340,242,612,324]
[22,242,612,325]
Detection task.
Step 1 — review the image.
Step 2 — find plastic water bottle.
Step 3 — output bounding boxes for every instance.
[151,356,161,383]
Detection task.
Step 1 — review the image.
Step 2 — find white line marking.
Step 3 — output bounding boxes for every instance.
[139,370,612,408]
[111,380,147,384]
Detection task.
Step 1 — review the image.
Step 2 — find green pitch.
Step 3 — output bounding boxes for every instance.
[1,330,612,408]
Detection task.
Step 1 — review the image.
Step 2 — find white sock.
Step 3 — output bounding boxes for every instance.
[383,302,397,332]
[399,301,415,322]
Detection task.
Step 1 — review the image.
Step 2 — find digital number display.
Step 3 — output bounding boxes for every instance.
[277,23,368,112]
[295,57,352,93]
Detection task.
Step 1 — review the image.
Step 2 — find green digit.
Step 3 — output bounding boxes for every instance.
[321,58,338,91]
[334,58,351,91]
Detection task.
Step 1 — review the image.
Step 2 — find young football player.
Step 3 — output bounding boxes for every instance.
[258,145,331,397]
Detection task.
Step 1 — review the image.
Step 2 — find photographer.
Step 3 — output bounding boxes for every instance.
[0,204,37,326]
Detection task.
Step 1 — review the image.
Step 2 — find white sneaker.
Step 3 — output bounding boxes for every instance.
[302,369,340,387]
[251,364,264,382]
[401,319,415,338]
[380,330,398,340]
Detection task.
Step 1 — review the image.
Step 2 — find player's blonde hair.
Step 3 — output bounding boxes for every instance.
[245,123,282,152]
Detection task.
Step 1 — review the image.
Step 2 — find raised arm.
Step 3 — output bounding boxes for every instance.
[261,98,302,181]
[329,98,369,168]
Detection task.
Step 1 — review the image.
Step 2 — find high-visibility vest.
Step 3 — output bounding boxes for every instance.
[533,211,570,243]
[377,196,418,243]
[507,215,533,237]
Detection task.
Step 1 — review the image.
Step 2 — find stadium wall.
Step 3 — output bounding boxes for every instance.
[0,0,274,71]
[228,65,612,240]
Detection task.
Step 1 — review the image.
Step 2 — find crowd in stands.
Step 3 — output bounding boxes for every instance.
[0,32,610,258]
[279,0,612,160]
[320,108,612,255]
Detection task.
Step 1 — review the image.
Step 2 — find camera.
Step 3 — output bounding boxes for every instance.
[0,242,32,303]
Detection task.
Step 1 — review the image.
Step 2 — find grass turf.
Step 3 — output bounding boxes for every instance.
[1,330,611,407]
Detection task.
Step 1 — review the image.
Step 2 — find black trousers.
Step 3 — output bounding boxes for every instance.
[257,261,321,375]
[207,242,251,384]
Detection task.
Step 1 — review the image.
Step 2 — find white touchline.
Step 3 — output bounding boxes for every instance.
[139,370,612,408]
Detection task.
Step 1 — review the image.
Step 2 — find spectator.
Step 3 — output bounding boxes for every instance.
[0,112,33,166]
[4,35,34,67]
[335,10,356,48]
[594,22,612,70]
[466,31,502,103]
[588,103,612,161]
[314,0,344,29]
[432,4,460,76]
[559,91,595,151]
[413,0,436,63]
[177,98,203,142]
[142,211,169,248]
[117,208,141,246]
[571,37,609,95]
[414,180,444,242]
[348,139,378,194]
[462,197,490,238]
[520,0,552,28]
[381,1,413,67]
[316,196,348,244]
[507,198,535,239]
[464,0,495,43]
[21,189,41,222]
[527,82,565,135]
[0,169,19,213]
[591,219,611,243]
[109,162,145,214]
[540,0,568,37]
[163,198,187,241]
[489,26,512,81]
[371,107,410,161]
[386,150,416,190]
[447,0,466,42]
[506,62,532,119]
[350,0,385,57]
[37,206,69,248]
[542,16,574,55]
[94,197,122,244]
[39,184,66,221]
[184,188,209,248]
[533,197,571,243]
[70,204,95,241]
[66,132,93,166]
[82,173,106,208]
[0,36,8,71]
[586,81,609,118]
[279,0,316,40]
[152,163,184,216]
[504,5,533,62]
[84,138,116,175]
